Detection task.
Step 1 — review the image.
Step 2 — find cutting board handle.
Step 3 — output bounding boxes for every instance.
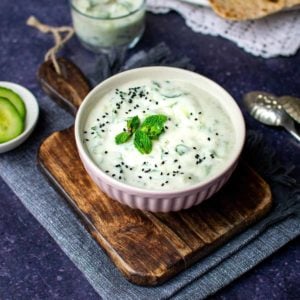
[37,57,91,116]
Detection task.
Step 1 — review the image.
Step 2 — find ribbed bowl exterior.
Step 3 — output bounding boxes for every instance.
[80,152,238,212]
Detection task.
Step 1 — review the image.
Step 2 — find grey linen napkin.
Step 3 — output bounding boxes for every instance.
[0,44,299,300]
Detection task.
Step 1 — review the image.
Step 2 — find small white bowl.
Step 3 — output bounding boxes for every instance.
[0,82,39,154]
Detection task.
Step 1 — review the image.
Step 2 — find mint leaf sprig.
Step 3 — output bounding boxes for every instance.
[115,114,168,154]
[115,115,140,145]
[134,130,152,154]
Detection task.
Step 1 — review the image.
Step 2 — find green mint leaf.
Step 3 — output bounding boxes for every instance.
[115,132,132,144]
[134,130,152,154]
[127,116,140,133]
[140,114,168,139]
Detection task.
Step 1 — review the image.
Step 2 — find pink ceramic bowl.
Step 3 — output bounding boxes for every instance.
[75,67,246,212]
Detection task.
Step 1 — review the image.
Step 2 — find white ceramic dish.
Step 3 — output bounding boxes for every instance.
[0,82,39,154]
[75,67,246,212]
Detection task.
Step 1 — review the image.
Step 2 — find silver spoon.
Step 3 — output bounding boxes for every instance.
[244,91,300,142]
[279,95,300,124]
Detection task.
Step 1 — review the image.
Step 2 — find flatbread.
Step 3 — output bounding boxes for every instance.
[209,0,300,20]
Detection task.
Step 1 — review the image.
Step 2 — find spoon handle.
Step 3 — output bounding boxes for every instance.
[284,120,300,142]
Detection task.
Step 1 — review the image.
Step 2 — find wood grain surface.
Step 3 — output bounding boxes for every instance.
[38,58,90,115]
[38,127,272,286]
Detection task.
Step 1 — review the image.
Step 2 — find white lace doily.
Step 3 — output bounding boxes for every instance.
[147,0,300,58]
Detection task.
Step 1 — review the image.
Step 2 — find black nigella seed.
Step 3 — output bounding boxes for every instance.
[195,154,199,159]
[120,170,123,174]
[84,131,87,134]
[130,168,133,170]
[112,174,116,177]
[91,132,94,135]
[168,117,171,121]
[97,118,100,121]
[123,128,126,132]
[166,181,169,184]
[85,139,89,142]
[101,130,105,133]
[194,118,198,121]
[119,176,122,180]
[138,176,142,179]
[161,161,165,165]
[174,159,178,163]
[178,165,182,169]
[165,126,168,130]
[193,147,197,150]
[160,172,163,175]
[167,173,170,176]
[143,110,146,113]
[149,176,152,180]
[164,152,169,155]
[105,170,109,173]
[207,137,211,141]
[216,132,219,136]
[104,151,108,154]
[156,102,159,105]
[198,112,202,115]
[121,162,124,165]
[161,183,165,187]
[190,112,193,116]
[155,164,158,168]
[189,177,192,180]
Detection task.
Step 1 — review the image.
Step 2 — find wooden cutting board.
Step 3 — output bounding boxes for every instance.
[37,58,272,286]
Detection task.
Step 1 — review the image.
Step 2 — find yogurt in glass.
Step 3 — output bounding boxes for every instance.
[71,0,145,52]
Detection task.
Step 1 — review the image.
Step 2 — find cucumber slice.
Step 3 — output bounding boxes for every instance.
[152,81,184,98]
[0,97,24,143]
[0,87,26,120]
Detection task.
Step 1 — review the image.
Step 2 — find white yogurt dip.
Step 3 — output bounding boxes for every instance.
[71,0,145,51]
[83,79,235,190]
